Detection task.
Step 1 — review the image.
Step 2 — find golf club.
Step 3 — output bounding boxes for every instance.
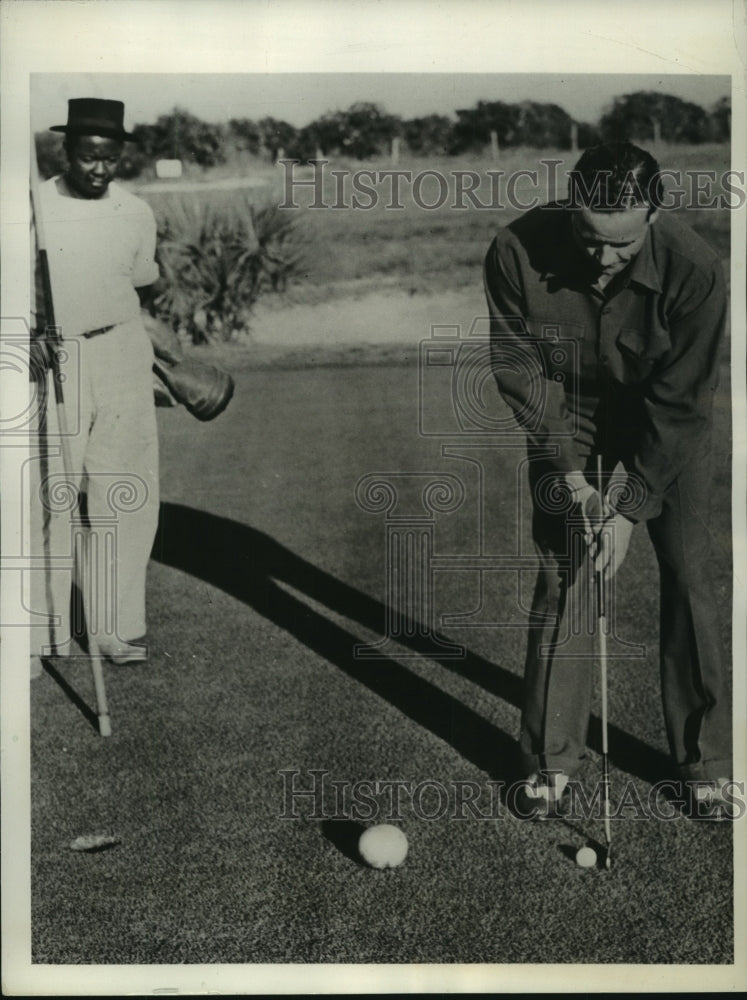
[30,136,112,737]
[596,453,612,869]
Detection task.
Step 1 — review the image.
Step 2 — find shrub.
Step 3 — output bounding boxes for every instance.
[35,132,67,179]
[149,193,301,344]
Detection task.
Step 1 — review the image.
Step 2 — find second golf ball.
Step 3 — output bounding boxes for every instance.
[575,845,597,868]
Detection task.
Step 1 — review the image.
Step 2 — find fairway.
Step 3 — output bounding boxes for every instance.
[29,304,733,965]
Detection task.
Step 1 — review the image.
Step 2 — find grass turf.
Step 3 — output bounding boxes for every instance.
[30,349,733,965]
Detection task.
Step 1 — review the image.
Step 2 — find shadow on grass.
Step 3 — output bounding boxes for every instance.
[152,502,671,787]
[321,819,368,866]
[40,656,99,733]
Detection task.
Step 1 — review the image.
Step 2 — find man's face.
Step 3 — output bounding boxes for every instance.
[65,134,123,198]
[571,205,656,281]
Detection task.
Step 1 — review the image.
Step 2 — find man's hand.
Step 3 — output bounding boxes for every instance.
[564,471,603,547]
[29,335,52,382]
[141,311,184,366]
[594,512,635,582]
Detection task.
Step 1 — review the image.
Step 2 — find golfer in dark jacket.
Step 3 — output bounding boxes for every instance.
[484,141,731,819]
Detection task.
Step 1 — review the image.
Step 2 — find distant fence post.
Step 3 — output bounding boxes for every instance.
[392,137,400,165]
[570,122,578,152]
[490,130,499,163]
[651,118,662,147]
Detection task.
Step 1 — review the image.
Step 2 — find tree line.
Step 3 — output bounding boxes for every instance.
[36,90,731,178]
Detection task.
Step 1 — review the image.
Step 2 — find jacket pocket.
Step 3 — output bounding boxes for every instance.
[613,327,670,385]
[617,326,670,361]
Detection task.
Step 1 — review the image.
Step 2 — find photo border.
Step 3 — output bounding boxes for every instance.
[2,0,745,994]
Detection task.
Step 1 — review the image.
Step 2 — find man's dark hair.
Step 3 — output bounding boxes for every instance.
[568,141,663,212]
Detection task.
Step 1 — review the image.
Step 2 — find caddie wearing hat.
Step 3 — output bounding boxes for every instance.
[30,98,182,668]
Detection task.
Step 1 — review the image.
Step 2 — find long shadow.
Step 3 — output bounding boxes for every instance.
[40,657,99,733]
[152,502,671,785]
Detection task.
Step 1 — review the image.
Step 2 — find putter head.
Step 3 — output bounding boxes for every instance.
[604,847,612,870]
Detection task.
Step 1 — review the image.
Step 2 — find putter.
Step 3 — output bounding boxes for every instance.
[31,138,112,737]
[595,453,612,869]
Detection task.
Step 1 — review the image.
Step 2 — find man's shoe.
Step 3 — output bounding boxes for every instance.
[96,640,148,666]
[46,644,75,659]
[685,779,736,822]
[30,655,44,680]
[511,771,570,820]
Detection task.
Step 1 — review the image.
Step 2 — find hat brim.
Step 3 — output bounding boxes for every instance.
[50,125,135,141]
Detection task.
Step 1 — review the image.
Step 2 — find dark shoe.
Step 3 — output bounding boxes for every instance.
[684,779,736,822]
[511,772,570,821]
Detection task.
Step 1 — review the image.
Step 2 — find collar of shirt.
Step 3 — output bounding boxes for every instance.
[622,228,663,293]
[538,207,663,295]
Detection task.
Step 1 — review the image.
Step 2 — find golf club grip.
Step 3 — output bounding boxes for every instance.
[30,135,69,410]
[30,132,54,320]
[33,211,75,464]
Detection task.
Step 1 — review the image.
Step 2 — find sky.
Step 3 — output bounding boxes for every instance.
[31,72,730,133]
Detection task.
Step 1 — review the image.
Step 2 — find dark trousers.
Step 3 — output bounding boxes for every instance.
[519,434,731,782]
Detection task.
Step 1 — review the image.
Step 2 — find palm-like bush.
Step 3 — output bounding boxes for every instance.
[151,194,301,343]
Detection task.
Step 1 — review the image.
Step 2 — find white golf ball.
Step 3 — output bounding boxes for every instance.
[358,824,408,869]
[576,845,597,868]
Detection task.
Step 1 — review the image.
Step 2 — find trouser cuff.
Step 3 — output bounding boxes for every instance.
[678,759,732,782]
[520,750,584,781]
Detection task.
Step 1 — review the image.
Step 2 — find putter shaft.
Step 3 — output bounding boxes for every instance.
[596,454,612,868]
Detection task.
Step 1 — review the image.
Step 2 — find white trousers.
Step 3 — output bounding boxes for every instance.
[30,319,159,655]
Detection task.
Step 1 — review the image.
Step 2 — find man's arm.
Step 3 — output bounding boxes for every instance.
[137,284,184,365]
[617,260,727,522]
[484,234,587,475]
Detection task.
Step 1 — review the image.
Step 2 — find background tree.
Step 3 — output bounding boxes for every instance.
[255,117,298,161]
[513,101,575,148]
[292,117,342,159]
[132,108,227,168]
[402,114,454,156]
[336,101,402,159]
[449,99,579,152]
[449,100,520,153]
[599,91,711,144]
[575,121,602,150]
[710,96,731,142]
[228,117,261,156]
[296,102,402,160]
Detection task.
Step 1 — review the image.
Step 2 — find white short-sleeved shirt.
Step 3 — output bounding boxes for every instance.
[37,177,159,338]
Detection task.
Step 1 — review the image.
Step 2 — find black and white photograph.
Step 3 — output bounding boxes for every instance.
[1,0,745,994]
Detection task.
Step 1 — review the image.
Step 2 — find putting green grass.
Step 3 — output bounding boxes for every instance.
[30,347,734,965]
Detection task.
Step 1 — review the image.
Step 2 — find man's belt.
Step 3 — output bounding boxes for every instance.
[82,324,116,339]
